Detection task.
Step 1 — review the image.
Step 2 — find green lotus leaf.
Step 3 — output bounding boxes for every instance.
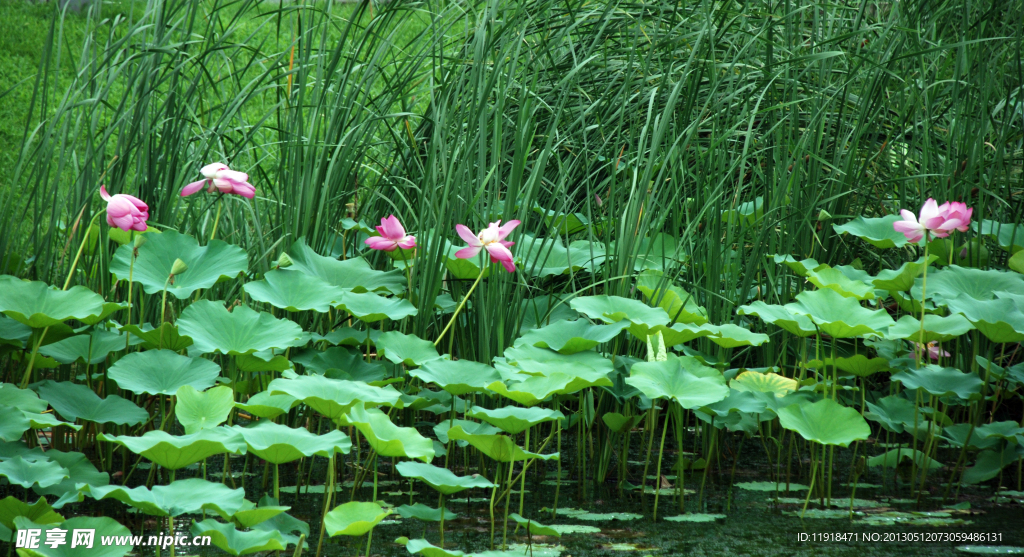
[336,291,417,323]
[730,371,798,397]
[664,513,727,522]
[944,296,1024,343]
[825,355,890,377]
[0,276,105,328]
[13,516,132,557]
[569,295,670,338]
[323,501,391,537]
[467,405,564,435]
[242,269,346,313]
[772,254,820,277]
[721,197,764,226]
[0,455,68,488]
[734,481,808,492]
[175,385,234,434]
[177,300,307,356]
[974,421,1024,441]
[519,295,579,333]
[0,496,63,539]
[29,449,110,509]
[107,350,221,395]
[286,238,405,294]
[38,329,139,365]
[235,392,298,420]
[233,420,350,464]
[973,219,1024,253]
[109,230,248,299]
[0,316,32,348]
[963,447,1020,484]
[784,289,895,338]
[503,344,613,381]
[394,536,466,557]
[411,359,501,396]
[15,409,81,433]
[699,390,767,417]
[626,355,728,409]
[956,545,1024,555]
[871,257,936,292]
[890,366,983,399]
[917,266,1024,304]
[190,518,289,555]
[400,389,463,413]
[251,494,309,539]
[514,319,629,354]
[636,270,708,325]
[395,462,495,495]
[940,423,1001,451]
[0,383,48,413]
[36,381,147,426]
[97,428,246,470]
[737,301,817,337]
[777,398,870,447]
[376,331,442,367]
[235,352,292,373]
[396,503,457,522]
[865,449,941,470]
[343,406,434,462]
[85,478,245,517]
[832,215,909,248]
[886,314,974,343]
[291,347,385,384]
[267,374,400,422]
[1010,251,1024,274]
[486,374,574,406]
[805,265,875,300]
[865,396,917,434]
[446,426,559,463]
[601,412,643,433]
[702,323,769,348]
[433,419,500,445]
[118,322,193,351]
[509,513,561,537]
[651,322,716,346]
[533,205,591,235]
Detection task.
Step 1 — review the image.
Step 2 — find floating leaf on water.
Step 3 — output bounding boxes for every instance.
[396,503,456,522]
[664,513,725,522]
[550,524,601,534]
[957,546,1024,555]
[735,481,809,492]
[509,513,561,537]
[597,542,651,551]
[783,509,859,519]
[575,512,642,521]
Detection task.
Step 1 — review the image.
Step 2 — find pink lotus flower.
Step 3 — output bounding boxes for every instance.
[914,341,950,361]
[455,220,521,273]
[893,198,972,243]
[181,163,255,199]
[364,215,416,251]
[100,186,148,232]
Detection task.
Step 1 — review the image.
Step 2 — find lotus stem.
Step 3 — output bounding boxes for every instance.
[502,453,515,549]
[800,443,818,519]
[434,266,486,347]
[652,405,671,521]
[210,202,223,242]
[551,420,561,520]
[314,454,335,557]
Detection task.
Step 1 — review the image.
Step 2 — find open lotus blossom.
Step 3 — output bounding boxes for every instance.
[364,215,416,251]
[893,198,972,243]
[914,341,950,361]
[455,219,521,273]
[181,162,255,199]
[100,186,148,232]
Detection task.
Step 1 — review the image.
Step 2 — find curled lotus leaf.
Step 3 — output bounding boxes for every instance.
[871,256,937,292]
[411,359,501,396]
[323,501,391,537]
[234,392,298,420]
[118,322,193,351]
[343,406,434,462]
[97,427,246,470]
[395,461,496,495]
[915,265,1024,304]
[488,373,599,406]
[175,385,234,434]
[0,455,69,488]
[107,349,221,396]
[866,448,942,470]
[232,420,351,464]
[972,220,1024,253]
[267,373,401,422]
[376,331,442,367]
[702,323,769,348]
[737,301,816,337]
[805,265,875,300]
[177,300,307,356]
[832,215,909,249]
[514,319,629,354]
[890,365,984,399]
[865,396,918,434]
[626,355,729,409]
[569,295,670,338]
[467,405,564,434]
[944,296,1024,343]
[13,516,132,557]
[446,425,559,463]
[39,329,141,365]
[0,276,105,328]
[503,344,614,380]
[777,398,871,447]
[190,518,290,555]
[84,478,245,517]
[509,513,561,537]
[783,289,895,338]
[336,291,417,323]
[396,503,457,522]
[109,230,248,299]
[886,314,974,343]
[0,495,64,533]
[285,238,405,294]
[636,269,709,325]
[37,381,148,426]
[242,269,346,313]
[730,371,798,397]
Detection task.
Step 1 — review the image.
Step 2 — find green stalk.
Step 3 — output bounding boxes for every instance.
[434,266,486,347]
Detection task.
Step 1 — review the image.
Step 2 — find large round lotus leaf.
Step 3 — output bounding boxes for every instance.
[242,269,346,313]
[891,366,983,399]
[175,385,234,434]
[940,423,1001,451]
[0,496,64,532]
[85,478,245,517]
[866,448,942,470]
[0,455,68,488]
[973,219,1024,253]
[730,371,798,397]
[343,406,434,462]
[519,295,579,333]
[336,291,418,323]
[825,355,889,377]
[38,329,140,365]
[486,373,574,406]
[291,346,385,383]
[27,449,110,509]
[13,516,132,557]
[97,427,246,470]
[737,301,816,337]
[636,270,709,325]
[0,383,48,413]
[467,405,564,435]
[235,392,297,420]
[411,359,501,396]
[36,381,147,426]
[865,396,917,434]
[191,518,289,555]
[233,420,351,464]
[569,295,670,338]
[395,461,495,495]
[784,289,895,338]
[376,331,442,367]
[286,238,405,294]
[445,426,558,463]
[916,266,1024,303]
[963,447,1020,484]
[396,503,457,522]
[0,316,32,348]
[509,513,561,538]
[503,344,613,381]
[944,296,1024,343]
[267,374,400,421]
[177,300,307,356]
[626,356,728,409]
[0,276,104,328]
[107,349,221,395]
[832,215,909,249]
[886,313,974,343]
[871,256,936,292]
[109,230,247,299]
[805,265,874,300]
[514,319,629,354]
[702,323,769,348]
[700,390,767,417]
[323,501,391,537]
[119,322,193,351]
[777,398,870,447]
